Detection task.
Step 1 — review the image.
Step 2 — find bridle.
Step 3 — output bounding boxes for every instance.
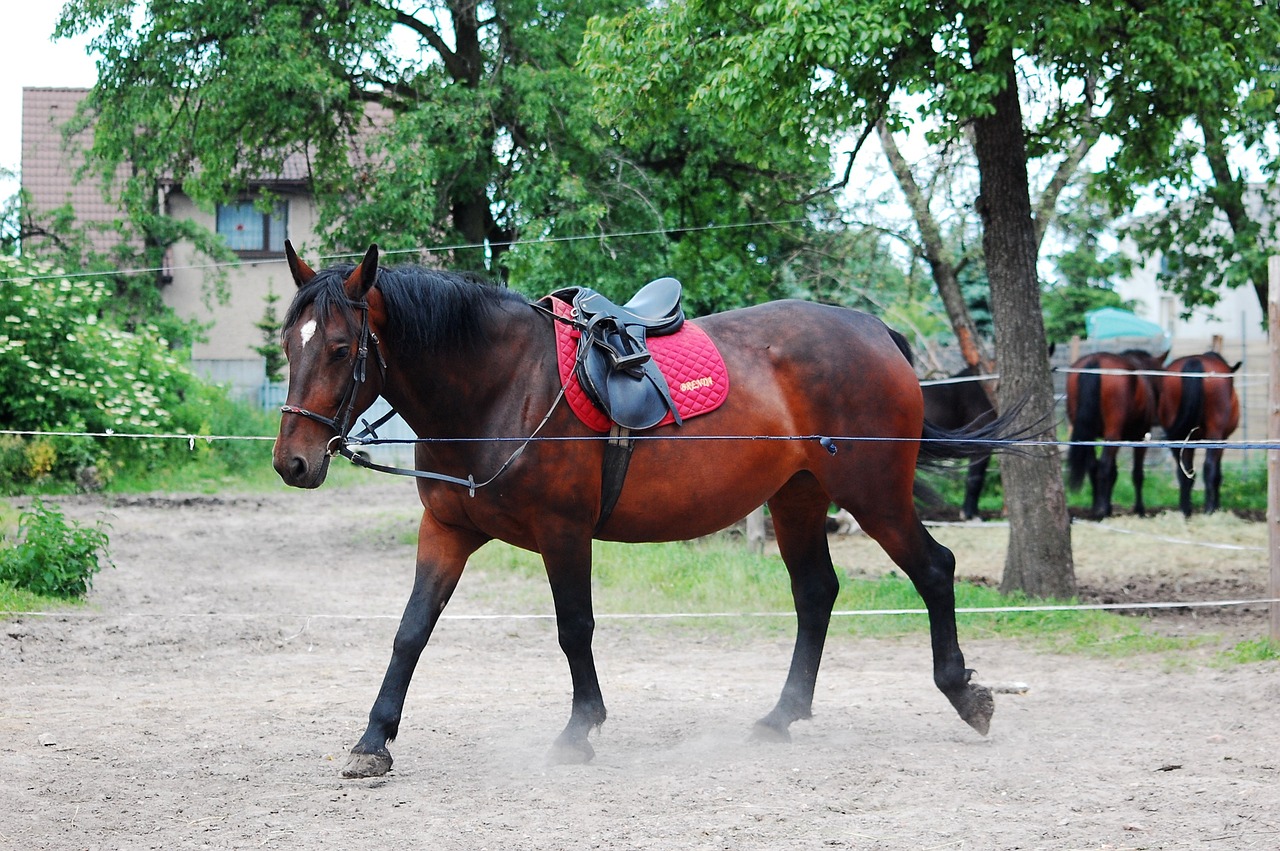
[280,299,387,458]
[278,298,570,496]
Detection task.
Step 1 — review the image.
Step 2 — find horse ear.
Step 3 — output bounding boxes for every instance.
[1230,360,1243,373]
[285,240,316,288]
[345,244,379,301]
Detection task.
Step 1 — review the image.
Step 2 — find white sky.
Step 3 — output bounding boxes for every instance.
[0,4,99,198]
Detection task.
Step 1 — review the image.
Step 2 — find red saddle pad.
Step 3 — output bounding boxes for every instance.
[546,295,729,433]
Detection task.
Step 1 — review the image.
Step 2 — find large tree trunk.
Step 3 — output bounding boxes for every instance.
[970,52,1076,599]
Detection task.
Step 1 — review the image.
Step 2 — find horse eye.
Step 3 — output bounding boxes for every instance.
[333,345,350,361]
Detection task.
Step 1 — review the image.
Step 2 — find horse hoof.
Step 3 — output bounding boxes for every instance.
[749,720,791,744]
[548,738,595,765]
[341,749,393,778]
[951,683,995,736]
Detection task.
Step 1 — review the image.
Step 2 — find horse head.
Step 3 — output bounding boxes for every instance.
[273,242,386,488]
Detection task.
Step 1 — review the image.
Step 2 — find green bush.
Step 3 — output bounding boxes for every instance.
[0,254,286,491]
[0,498,111,598]
[0,255,205,484]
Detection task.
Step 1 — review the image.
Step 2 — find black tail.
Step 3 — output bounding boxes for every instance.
[1165,358,1205,441]
[918,401,1030,465]
[888,327,915,367]
[887,326,1033,466]
[1066,370,1102,491]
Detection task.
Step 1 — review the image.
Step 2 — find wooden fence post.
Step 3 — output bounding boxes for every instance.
[1268,255,1280,642]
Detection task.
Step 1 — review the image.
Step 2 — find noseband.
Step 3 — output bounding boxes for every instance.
[280,300,387,456]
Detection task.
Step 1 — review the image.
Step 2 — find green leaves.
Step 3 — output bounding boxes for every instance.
[0,498,111,598]
[0,260,192,436]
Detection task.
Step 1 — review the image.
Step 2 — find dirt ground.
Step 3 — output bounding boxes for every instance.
[3,480,1278,850]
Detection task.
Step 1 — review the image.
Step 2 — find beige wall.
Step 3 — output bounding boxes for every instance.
[162,190,322,395]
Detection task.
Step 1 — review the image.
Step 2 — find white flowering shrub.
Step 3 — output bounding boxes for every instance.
[0,257,206,486]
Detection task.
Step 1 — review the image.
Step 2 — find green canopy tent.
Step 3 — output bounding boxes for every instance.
[1084,307,1169,345]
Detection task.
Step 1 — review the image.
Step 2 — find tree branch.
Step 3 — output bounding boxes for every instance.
[1033,76,1098,250]
[877,119,992,373]
[393,8,468,82]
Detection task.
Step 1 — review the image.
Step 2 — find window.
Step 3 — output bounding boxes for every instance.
[216,200,287,254]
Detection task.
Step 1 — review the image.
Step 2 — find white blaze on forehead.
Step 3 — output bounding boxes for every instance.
[299,319,317,349]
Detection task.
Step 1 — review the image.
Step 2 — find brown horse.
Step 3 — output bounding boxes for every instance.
[273,243,1019,778]
[1156,352,1241,515]
[1065,350,1165,518]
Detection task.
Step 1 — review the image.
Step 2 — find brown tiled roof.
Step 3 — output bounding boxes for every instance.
[21,88,133,254]
[22,87,391,254]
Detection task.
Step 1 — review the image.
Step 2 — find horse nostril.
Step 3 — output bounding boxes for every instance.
[288,456,308,482]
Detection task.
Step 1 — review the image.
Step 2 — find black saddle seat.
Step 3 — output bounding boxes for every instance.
[574,276,684,336]
[549,278,686,430]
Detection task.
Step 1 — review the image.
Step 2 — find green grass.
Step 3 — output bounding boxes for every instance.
[922,453,1266,518]
[0,581,72,615]
[1219,638,1280,664]
[105,439,281,493]
[465,536,1217,657]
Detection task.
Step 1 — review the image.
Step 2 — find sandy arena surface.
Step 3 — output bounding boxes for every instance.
[3,481,1278,850]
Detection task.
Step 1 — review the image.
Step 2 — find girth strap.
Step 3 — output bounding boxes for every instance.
[595,424,635,535]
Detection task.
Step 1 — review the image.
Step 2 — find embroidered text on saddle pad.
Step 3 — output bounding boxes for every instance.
[548,296,729,433]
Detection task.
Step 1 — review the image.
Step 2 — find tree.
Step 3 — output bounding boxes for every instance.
[875,124,993,374]
[55,0,844,310]
[253,288,287,383]
[1090,1,1280,318]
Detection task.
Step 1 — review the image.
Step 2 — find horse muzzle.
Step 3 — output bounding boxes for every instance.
[273,431,333,489]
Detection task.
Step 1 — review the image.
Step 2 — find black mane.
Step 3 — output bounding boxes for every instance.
[282,263,528,358]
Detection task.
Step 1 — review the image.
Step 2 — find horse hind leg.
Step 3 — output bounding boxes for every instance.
[1094,445,1120,518]
[752,475,841,742]
[1171,446,1197,517]
[961,453,990,520]
[1203,446,1225,514]
[853,497,993,735]
[1131,446,1148,517]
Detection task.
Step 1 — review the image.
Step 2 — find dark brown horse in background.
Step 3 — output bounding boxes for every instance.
[273,243,1020,778]
[1065,350,1165,518]
[1156,352,1240,516]
[921,366,996,520]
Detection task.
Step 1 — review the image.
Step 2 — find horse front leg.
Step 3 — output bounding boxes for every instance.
[542,535,607,764]
[342,515,486,779]
[753,482,840,741]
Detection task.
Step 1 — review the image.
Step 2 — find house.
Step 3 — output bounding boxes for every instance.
[21,87,326,402]
[21,87,421,463]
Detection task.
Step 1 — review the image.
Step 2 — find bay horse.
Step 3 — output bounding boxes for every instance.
[921,366,996,520]
[273,243,1019,779]
[1156,352,1240,516]
[1064,350,1165,518]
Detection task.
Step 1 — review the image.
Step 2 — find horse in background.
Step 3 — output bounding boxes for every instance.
[1065,350,1165,518]
[921,366,996,520]
[1156,352,1241,516]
